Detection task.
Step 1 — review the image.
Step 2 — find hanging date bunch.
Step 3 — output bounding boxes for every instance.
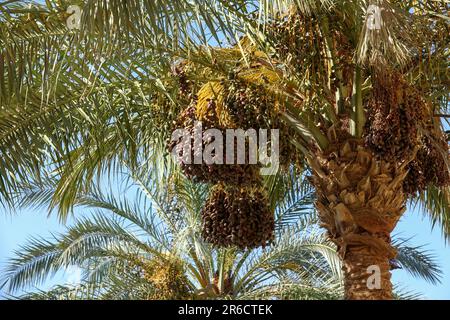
[268,10,328,80]
[364,71,426,162]
[168,97,261,185]
[173,60,198,101]
[129,256,191,300]
[403,132,450,195]
[201,182,275,249]
[224,79,302,170]
[143,258,191,300]
[168,61,301,249]
[269,12,313,67]
[363,70,449,195]
[222,79,273,129]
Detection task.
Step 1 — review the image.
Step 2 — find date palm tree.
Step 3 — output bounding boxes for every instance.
[0,0,448,299]
[0,164,441,300]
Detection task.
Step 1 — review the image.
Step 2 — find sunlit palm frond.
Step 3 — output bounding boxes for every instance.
[1,237,63,293]
[393,237,442,285]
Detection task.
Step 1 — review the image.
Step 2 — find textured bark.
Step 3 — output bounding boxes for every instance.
[343,233,393,300]
[309,133,412,300]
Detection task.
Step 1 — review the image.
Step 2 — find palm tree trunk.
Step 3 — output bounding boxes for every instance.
[310,135,410,300]
[342,233,393,299]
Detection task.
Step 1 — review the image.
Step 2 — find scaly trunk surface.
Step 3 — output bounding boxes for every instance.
[310,135,411,300]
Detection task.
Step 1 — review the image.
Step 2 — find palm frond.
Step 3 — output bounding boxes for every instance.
[356,0,415,68]
[393,237,442,285]
[415,186,450,241]
[1,237,64,292]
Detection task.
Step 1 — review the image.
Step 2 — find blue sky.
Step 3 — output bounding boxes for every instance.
[1,203,449,299]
